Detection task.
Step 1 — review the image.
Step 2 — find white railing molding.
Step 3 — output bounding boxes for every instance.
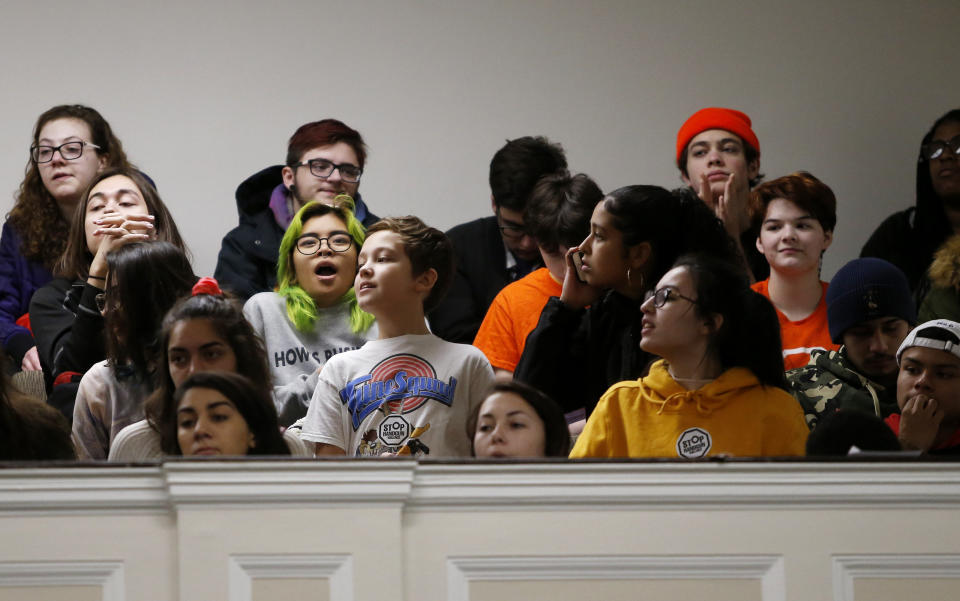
[0,560,125,601]
[228,553,353,601]
[163,460,416,508]
[409,461,960,511]
[447,554,785,601]
[0,466,166,514]
[832,553,960,601]
[0,461,959,514]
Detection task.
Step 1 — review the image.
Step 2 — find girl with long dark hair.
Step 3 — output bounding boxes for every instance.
[514,185,741,419]
[71,242,195,459]
[172,372,291,457]
[570,254,807,458]
[110,280,309,459]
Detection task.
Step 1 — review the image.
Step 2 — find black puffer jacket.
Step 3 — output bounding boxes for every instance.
[214,165,379,300]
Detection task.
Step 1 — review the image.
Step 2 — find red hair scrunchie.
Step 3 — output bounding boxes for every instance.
[192,277,223,297]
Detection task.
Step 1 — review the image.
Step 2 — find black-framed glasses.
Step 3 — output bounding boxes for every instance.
[296,232,354,255]
[920,135,960,161]
[31,141,101,164]
[496,208,529,241]
[292,158,363,183]
[644,286,698,308]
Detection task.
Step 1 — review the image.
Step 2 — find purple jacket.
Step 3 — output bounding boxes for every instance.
[0,221,54,365]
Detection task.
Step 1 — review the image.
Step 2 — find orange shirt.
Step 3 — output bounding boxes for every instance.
[751,279,840,370]
[473,268,562,372]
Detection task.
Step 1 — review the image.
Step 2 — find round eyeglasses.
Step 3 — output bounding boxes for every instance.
[292,158,363,183]
[644,286,699,308]
[296,233,354,255]
[31,141,100,164]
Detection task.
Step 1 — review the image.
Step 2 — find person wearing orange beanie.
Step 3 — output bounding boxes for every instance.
[675,107,767,282]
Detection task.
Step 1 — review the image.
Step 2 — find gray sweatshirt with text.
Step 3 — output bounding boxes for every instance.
[244,292,376,426]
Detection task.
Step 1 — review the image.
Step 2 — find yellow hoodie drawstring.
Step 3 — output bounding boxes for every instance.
[646,390,717,416]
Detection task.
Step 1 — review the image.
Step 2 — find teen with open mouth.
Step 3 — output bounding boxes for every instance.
[243,196,376,426]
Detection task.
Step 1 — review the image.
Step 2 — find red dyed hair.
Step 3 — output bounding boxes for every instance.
[751,171,837,232]
[285,119,367,168]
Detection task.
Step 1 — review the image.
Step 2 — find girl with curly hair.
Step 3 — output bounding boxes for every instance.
[0,105,131,373]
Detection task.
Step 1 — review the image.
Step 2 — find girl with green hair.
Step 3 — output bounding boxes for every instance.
[243,196,376,426]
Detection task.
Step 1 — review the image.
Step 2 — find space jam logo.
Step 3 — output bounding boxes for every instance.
[339,353,457,431]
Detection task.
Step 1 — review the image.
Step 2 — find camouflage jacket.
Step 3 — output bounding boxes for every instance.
[786,348,899,430]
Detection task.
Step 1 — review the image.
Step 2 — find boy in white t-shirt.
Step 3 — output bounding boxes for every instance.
[301,216,495,457]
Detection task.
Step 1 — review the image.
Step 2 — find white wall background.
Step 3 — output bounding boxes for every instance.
[1,0,958,280]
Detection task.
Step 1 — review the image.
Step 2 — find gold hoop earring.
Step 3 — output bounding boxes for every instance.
[627,268,644,291]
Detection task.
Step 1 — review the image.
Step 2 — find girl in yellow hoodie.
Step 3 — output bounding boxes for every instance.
[571,254,808,458]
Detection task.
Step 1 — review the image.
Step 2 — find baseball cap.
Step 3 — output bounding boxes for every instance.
[896,319,960,365]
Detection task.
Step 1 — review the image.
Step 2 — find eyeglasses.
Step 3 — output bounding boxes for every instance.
[292,158,363,183]
[296,232,354,255]
[644,286,699,308]
[920,135,960,161]
[496,208,530,241]
[31,141,101,164]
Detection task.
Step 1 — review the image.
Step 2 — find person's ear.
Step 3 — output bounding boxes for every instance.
[281,166,295,191]
[627,241,652,270]
[756,234,764,255]
[490,194,498,215]
[822,229,833,251]
[704,313,723,335]
[414,268,438,295]
[248,432,257,450]
[97,154,108,171]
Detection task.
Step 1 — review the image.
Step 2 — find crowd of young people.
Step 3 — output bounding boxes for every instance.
[2,103,960,461]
